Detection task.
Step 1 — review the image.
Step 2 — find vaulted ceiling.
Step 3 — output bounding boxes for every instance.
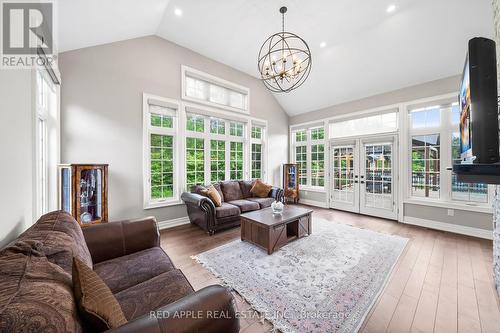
[57,0,495,116]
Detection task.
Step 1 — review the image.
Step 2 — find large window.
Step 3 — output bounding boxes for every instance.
[186,137,205,189]
[407,102,488,204]
[210,140,225,182]
[311,144,325,186]
[411,134,440,198]
[143,96,179,208]
[184,111,248,188]
[251,125,265,180]
[144,89,268,208]
[182,66,249,113]
[35,70,59,218]
[292,126,326,188]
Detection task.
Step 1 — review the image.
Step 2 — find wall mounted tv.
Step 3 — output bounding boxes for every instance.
[459,37,499,164]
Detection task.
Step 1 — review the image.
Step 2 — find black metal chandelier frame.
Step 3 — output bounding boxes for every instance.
[257,6,312,93]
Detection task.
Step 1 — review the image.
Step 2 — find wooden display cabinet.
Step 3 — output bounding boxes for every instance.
[283,163,299,204]
[58,164,108,227]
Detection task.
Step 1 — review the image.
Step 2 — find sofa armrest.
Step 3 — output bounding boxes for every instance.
[269,186,284,202]
[181,192,214,207]
[106,285,239,333]
[83,217,160,264]
[181,192,217,234]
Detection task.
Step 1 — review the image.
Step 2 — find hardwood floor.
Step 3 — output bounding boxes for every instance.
[160,205,500,333]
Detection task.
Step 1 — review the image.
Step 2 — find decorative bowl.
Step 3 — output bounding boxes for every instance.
[271,201,284,214]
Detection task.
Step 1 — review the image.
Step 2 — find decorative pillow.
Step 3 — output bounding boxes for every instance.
[250,180,273,198]
[72,257,127,332]
[201,185,223,207]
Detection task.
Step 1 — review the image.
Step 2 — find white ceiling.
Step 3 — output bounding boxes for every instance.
[57,0,495,116]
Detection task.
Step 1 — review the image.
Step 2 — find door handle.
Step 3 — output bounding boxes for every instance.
[354,180,359,183]
[360,181,365,184]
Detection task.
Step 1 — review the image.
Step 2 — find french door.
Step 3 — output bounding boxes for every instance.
[330,135,398,220]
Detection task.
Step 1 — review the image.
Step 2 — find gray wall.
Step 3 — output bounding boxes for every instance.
[290,75,460,125]
[59,35,289,222]
[0,70,34,247]
[404,204,492,230]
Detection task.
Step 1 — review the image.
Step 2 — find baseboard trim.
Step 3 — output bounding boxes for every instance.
[402,216,493,240]
[157,216,190,230]
[299,199,328,208]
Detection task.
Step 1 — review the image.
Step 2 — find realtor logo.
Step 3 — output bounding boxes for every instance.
[1,1,55,68]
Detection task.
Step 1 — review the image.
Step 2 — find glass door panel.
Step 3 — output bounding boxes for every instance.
[330,144,359,213]
[360,139,397,219]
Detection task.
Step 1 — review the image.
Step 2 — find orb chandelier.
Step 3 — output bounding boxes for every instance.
[258,6,312,93]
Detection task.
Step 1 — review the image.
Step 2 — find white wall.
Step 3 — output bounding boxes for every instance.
[0,70,34,248]
[59,36,289,223]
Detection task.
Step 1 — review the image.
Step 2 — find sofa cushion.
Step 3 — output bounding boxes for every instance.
[16,211,92,274]
[215,203,241,218]
[72,257,127,331]
[221,181,243,202]
[192,184,224,202]
[250,180,273,198]
[227,200,260,212]
[239,180,255,199]
[201,185,223,207]
[246,197,275,209]
[115,269,194,320]
[0,245,83,333]
[93,247,175,294]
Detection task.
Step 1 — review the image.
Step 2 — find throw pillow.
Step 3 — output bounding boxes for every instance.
[250,179,273,198]
[201,185,223,207]
[72,257,127,332]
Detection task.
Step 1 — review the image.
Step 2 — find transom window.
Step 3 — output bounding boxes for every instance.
[182,66,249,113]
[330,112,398,139]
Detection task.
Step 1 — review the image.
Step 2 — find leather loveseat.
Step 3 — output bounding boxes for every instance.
[0,211,239,333]
[181,180,284,235]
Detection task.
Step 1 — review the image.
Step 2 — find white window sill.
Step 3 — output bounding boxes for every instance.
[299,186,326,193]
[144,199,183,210]
[404,198,492,214]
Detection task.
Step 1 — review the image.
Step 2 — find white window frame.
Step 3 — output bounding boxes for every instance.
[143,94,268,209]
[290,125,326,191]
[182,102,268,190]
[143,94,181,209]
[181,65,250,114]
[401,94,493,212]
[35,69,59,219]
[250,123,266,180]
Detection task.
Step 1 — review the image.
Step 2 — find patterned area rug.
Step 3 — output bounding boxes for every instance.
[193,218,408,333]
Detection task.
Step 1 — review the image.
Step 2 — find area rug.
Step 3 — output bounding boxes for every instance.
[193,218,408,333]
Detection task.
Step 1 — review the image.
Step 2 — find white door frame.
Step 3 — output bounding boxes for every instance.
[329,133,399,220]
[359,135,398,220]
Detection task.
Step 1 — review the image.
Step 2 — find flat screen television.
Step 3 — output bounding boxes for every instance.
[459,37,499,164]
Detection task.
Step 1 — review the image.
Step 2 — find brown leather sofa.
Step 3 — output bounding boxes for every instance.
[181,180,284,235]
[0,211,239,333]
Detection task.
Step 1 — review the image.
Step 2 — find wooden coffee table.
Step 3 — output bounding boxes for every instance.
[240,206,313,254]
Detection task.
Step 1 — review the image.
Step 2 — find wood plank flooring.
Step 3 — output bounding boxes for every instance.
[160,205,500,333]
